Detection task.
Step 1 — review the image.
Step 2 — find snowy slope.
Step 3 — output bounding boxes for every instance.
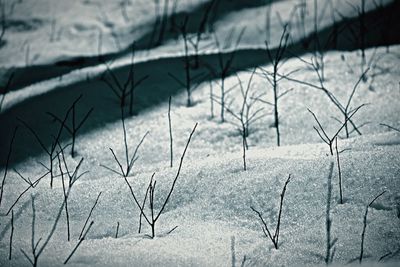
[0,130,399,267]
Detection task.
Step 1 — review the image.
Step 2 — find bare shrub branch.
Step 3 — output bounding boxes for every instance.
[101,46,148,113]
[124,123,197,238]
[168,96,173,167]
[47,95,93,157]
[359,191,386,263]
[64,221,94,265]
[79,192,102,240]
[325,162,337,264]
[101,108,149,178]
[0,126,18,209]
[207,26,246,122]
[258,25,291,146]
[251,174,292,249]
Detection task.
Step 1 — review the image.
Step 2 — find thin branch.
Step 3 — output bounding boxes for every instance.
[168,96,173,168]
[380,123,400,133]
[0,126,18,208]
[251,174,291,249]
[115,222,120,238]
[64,221,94,264]
[79,192,102,240]
[155,123,198,221]
[9,209,14,260]
[359,191,386,263]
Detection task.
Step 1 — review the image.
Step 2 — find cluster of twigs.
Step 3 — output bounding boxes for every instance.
[100,108,149,178]
[207,27,246,123]
[20,143,87,267]
[101,44,149,115]
[213,68,264,170]
[47,95,93,158]
[123,123,197,238]
[258,25,291,146]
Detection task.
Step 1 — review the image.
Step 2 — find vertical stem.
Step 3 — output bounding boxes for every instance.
[64,221,94,264]
[231,236,236,267]
[359,209,367,263]
[265,0,271,43]
[325,163,334,264]
[121,108,129,176]
[9,210,14,260]
[360,0,366,67]
[60,155,70,242]
[168,96,173,168]
[65,199,70,242]
[193,45,199,69]
[210,81,214,118]
[49,155,54,189]
[242,125,246,171]
[344,113,349,138]
[0,126,18,208]
[273,64,280,146]
[314,0,318,50]
[150,183,155,238]
[335,137,343,204]
[275,175,291,248]
[329,143,334,156]
[221,77,225,123]
[31,195,36,258]
[184,34,191,107]
[72,103,76,158]
[129,43,136,116]
[157,0,169,45]
[115,222,120,238]
[359,191,386,263]
[71,134,76,158]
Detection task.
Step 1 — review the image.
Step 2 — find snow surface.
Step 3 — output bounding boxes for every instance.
[0,0,399,266]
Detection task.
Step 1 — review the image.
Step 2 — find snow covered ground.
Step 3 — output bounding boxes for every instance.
[0,0,399,266]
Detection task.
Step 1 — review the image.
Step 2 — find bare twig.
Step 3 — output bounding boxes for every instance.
[0,126,18,209]
[168,96,173,167]
[359,191,386,263]
[231,236,236,267]
[325,162,337,264]
[9,209,14,260]
[64,221,94,264]
[334,137,343,204]
[58,154,70,241]
[47,95,93,157]
[115,222,120,238]
[101,108,149,178]
[251,174,291,249]
[79,192,102,240]
[5,171,48,216]
[380,123,400,133]
[209,80,214,118]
